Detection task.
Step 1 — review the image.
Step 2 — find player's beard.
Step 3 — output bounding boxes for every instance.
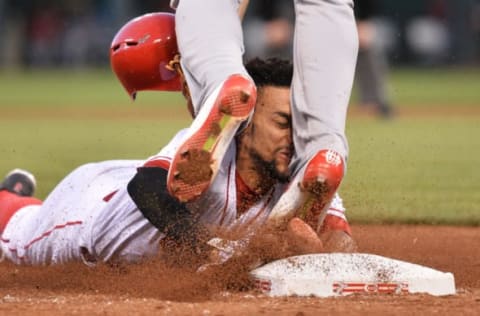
[249,148,290,184]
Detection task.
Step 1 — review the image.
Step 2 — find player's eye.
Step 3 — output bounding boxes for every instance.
[273,112,291,129]
[276,120,290,129]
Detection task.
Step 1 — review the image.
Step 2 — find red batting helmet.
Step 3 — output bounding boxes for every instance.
[110,12,181,99]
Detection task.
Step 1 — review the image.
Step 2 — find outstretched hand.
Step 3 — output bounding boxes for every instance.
[286,217,325,254]
[197,216,357,275]
[261,216,357,257]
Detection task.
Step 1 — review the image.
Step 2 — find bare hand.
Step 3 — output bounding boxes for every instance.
[319,230,358,253]
[286,217,325,255]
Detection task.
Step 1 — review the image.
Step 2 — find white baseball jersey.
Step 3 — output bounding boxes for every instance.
[1,129,348,266]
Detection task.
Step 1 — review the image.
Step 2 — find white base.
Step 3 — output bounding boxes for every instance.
[250,253,455,297]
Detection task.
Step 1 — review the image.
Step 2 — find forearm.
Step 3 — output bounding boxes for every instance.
[127,167,208,242]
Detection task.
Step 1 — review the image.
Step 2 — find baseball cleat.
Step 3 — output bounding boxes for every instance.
[298,150,345,230]
[267,150,344,228]
[168,74,256,202]
[0,168,37,197]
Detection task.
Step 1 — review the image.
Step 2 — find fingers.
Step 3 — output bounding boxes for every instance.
[286,217,324,254]
[320,230,358,253]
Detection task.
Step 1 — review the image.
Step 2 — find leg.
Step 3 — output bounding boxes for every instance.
[0,191,42,233]
[268,0,358,227]
[175,0,248,108]
[355,46,393,118]
[169,0,256,202]
[0,169,41,233]
[291,0,357,163]
[0,169,42,263]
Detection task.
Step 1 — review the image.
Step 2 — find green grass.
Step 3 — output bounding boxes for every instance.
[1,67,479,109]
[388,68,480,106]
[1,68,479,225]
[343,117,480,225]
[0,118,190,198]
[349,67,480,108]
[0,68,185,109]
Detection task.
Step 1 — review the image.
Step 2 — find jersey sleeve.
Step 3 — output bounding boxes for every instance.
[142,128,189,169]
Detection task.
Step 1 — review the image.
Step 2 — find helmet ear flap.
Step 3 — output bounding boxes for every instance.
[110,12,182,99]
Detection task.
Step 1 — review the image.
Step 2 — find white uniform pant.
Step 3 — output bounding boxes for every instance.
[0,161,163,265]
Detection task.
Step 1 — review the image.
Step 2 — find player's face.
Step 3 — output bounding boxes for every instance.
[248,85,293,182]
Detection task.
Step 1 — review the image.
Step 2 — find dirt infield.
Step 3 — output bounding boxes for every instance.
[1,225,478,315]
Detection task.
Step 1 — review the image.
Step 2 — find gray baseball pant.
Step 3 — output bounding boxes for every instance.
[175,0,358,171]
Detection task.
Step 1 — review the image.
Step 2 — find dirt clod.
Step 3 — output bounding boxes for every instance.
[176,149,212,185]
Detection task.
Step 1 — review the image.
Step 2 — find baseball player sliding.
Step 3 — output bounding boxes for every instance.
[0,13,355,266]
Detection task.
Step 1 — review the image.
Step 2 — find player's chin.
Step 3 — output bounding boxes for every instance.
[276,152,291,169]
[274,163,290,183]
